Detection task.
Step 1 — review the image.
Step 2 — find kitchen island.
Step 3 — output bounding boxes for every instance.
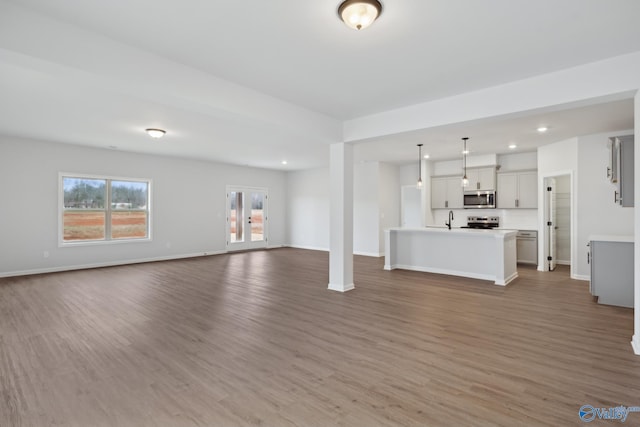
[384,227,518,285]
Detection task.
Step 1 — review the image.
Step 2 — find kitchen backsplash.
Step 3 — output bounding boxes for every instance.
[431,208,538,230]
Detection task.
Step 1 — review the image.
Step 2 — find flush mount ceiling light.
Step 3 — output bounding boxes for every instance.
[537,126,548,133]
[338,0,382,30]
[509,143,517,149]
[145,128,166,138]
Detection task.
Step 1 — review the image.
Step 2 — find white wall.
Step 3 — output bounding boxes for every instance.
[353,162,380,256]
[0,135,287,276]
[286,161,399,256]
[538,138,578,275]
[379,162,400,254]
[498,151,538,171]
[576,130,635,276]
[285,167,330,251]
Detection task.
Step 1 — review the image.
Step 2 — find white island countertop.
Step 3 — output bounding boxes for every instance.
[384,227,518,285]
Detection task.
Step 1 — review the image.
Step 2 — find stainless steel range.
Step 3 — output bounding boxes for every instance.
[462,216,500,229]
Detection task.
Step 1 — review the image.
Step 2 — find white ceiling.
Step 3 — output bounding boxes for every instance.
[0,0,639,169]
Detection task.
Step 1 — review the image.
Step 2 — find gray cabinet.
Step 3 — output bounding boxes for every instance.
[589,239,634,308]
[431,176,463,209]
[608,135,634,207]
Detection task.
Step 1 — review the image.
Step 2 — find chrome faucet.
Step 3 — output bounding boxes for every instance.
[446,210,454,230]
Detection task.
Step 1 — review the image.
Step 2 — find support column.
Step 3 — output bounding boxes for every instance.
[632,90,640,355]
[328,143,355,292]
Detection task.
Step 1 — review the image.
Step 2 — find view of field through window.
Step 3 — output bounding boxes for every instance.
[229,191,264,243]
[63,177,149,242]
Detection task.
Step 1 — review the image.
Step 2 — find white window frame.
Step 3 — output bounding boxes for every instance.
[58,172,152,247]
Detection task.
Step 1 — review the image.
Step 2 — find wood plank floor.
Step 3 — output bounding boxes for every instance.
[1,248,639,426]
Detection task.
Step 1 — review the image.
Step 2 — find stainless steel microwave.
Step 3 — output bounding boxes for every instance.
[463,191,496,209]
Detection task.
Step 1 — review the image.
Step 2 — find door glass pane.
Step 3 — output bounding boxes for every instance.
[250,192,264,242]
[230,191,244,243]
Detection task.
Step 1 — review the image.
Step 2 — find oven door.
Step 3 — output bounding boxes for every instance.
[463,191,496,209]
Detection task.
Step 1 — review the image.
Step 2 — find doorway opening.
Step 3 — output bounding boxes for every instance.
[542,174,572,274]
[226,186,268,251]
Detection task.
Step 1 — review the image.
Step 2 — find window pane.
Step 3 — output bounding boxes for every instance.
[63,211,105,241]
[111,180,148,209]
[112,211,148,239]
[63,178,106,209]
[110,180,149,239]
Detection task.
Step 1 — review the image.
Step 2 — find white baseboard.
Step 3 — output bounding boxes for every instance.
[286,245,384,258]
[354,251,385,258]
[632,335,640,355]
[572,274,590,281]
[388,263,500,285]
[327,282,355,292]
[556,260,571,265]
[286,244,328,252]
[0,250,227,278]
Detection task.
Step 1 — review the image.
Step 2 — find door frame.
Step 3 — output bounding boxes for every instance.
[538,171,575,277]
[226,185,268,252]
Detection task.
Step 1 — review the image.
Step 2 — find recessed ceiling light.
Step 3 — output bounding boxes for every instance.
[508,144,517,149]
[537,126,548,133]
[281,160,288,165]
[423,154,430,159]
[462,150,470,155]
[145,128,166,138]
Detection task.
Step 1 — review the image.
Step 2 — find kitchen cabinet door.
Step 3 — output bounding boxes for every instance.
[466,167,496,190]
[497,171,537,209]
[477,167,496,190]
[431,177,448,209]
[446,177,463,209]
[431,176,463,209]
[497,173,517,208]
[517,172,538,208]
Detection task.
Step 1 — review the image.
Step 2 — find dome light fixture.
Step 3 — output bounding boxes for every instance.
[338,0,382,30]
[146,128,166,138]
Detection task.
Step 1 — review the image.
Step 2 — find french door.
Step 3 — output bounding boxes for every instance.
[226,186,268,251]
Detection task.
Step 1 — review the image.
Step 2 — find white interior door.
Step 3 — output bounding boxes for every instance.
[401,185,422,227]
[227,186,268,251]
[546,178,557,271]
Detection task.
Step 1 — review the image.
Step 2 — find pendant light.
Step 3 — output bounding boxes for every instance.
[417,144,423,189]
[461,137,469,187]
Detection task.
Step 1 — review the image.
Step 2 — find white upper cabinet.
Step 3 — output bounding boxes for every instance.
[431,176,463,209]
[497,171,537,209]
[465,167,496,191]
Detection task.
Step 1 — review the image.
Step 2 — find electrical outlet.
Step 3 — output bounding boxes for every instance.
[43,251,49,258]
[166,242,171,249]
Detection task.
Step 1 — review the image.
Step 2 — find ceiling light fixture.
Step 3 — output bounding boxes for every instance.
[509,143,517,149]
[537,126,548,133]
[416,144,423,189]
[461,137,469,187]
[338,0,382,30]
[146,128,166,138]
[281,160,288,165]
[423,154,430,159]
